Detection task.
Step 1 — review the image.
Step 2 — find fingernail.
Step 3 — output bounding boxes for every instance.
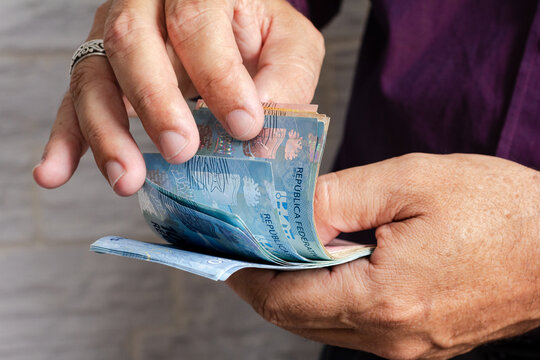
[226,110,255,139]
[105,160,126,189]
[159,131,188,161]
[32,157,45,174]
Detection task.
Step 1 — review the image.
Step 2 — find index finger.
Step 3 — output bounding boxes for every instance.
[104,0,200,163]
[165,0,264,140]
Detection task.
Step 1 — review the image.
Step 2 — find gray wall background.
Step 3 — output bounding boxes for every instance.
[0,1,368,358]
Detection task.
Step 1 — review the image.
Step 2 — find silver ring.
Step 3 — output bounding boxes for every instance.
[69,39,107,76]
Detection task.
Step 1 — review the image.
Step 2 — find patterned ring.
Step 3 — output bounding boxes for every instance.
[69,39,107,76]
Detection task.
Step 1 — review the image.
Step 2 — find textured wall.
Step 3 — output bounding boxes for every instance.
[0,1,367,358]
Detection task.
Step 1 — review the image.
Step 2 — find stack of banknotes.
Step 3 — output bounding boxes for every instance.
[91,102,374,281]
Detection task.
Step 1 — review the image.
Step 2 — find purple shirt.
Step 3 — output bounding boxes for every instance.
[292,0,540,171]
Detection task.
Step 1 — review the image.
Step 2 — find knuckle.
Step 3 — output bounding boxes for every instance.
[314,173,337,221]
[380,342,428,360]
[167,3,206,38]
[130,83,169,115]
[395,153,446,207]
[400,153,434,177]
[251,290,288,327]
[376,296,425,329]
[197,61,242,95]
[69,61,117,107]
[69,62,103,103]
[166,2,227,47]
[103,10,147,59]
[391,153,435,195]
[430,335,457,352]
[83,122,109,150]
[374,224,394,245]
[313,175,330,207]
[104,10,132,47]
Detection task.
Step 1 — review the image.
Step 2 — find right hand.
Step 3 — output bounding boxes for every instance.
[228,154,540,359]
[33,0,324,196]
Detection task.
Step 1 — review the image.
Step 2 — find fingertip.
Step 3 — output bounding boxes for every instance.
[112,172,145,197]
[225,106,264,141]
[106,154,147,197]
[32,156,76,189]
[164,139,199,164]
[32,162,53,189]
[159,127,200,164]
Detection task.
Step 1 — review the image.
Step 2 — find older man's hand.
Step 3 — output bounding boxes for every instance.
[227,153,540,359]
[33,0,324,196]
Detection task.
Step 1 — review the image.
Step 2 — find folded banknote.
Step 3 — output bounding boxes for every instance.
[91,103,374,281]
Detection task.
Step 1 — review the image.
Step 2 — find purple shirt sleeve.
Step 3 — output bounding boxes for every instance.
[287,0,342,28]
[287,0,309,17]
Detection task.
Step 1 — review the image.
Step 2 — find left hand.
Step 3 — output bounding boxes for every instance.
[227,153,540,359]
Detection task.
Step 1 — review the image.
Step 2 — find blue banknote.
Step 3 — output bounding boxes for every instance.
[90,105,376,280]
[144,153,308,262]
[91,236,374,281]
[139,181,285,264]
[193,109,330,260]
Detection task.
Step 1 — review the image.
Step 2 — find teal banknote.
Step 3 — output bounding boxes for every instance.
[144,154,308,262]
[139,181,285,264]
[91,236,373,281]
[194,109,330,259]
[90,104,375,281]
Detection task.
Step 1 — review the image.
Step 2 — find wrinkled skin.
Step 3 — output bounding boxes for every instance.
[227,154,540,359]
[32,1,540,358]
[33,0,324,195]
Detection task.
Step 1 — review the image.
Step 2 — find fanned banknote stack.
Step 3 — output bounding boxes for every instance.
[91,102,374,280]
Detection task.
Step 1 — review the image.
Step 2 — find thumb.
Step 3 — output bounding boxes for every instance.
[314,159,414,244]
